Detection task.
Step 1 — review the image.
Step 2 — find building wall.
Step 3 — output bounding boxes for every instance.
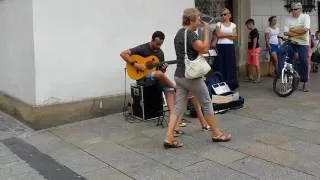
[6,0,316,106]
[0,0,36,105]
[251,0,319,46]
[32,0,194,105]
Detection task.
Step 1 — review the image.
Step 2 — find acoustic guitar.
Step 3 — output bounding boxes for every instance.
[126,55,178,80]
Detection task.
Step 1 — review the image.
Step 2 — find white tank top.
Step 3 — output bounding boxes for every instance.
[265,27,279,45]
[216,22,236,44]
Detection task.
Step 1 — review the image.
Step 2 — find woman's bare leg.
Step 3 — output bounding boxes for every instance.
[191,97,208,128]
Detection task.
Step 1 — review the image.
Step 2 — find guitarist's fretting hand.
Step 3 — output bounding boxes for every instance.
[134,63,146,71]
[161,63,168,73]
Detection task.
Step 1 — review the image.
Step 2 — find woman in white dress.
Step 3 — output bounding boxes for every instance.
[214,8,238,90]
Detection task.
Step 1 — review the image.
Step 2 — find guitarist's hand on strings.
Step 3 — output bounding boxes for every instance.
[134,63,146,71]
[161,63,168,73]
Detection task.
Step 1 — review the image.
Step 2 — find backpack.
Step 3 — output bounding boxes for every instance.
[205,71,224,97]
[187,71,224,117]
[187,71,245,117]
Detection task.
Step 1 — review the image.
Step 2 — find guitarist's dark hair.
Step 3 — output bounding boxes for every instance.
[152,31,165,41]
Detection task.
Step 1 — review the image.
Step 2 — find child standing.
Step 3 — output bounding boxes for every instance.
[246,18,261,82]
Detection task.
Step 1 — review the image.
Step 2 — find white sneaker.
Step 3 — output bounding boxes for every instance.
[179,122,187,127]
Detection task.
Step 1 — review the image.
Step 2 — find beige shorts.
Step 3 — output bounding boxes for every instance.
[174,77,213,117]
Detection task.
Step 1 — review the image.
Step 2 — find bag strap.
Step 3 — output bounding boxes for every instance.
[184,29,188,59]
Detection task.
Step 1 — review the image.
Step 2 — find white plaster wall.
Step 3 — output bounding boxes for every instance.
[32,0,194,105]
[0,0,35,105]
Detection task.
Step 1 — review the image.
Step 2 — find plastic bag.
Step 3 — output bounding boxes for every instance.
[260,48,270,62]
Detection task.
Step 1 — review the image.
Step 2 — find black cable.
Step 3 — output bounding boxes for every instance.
[122,68,130,118]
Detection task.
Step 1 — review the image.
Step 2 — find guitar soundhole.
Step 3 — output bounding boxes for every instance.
[152,58,155,61]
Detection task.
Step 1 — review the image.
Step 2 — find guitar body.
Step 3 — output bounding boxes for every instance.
[126,55,160,80]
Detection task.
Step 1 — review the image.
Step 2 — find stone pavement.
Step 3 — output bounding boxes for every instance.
[0,74,320,179]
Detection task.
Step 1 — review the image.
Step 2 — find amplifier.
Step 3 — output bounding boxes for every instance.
[131,83,163,121]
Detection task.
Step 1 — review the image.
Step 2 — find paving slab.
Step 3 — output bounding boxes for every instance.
[83,140,187,180]
[83,167,133,180]
[277,141,320,161]
[230,156,320,180]
[240,142,299,166]
[1,75,320,179]
[200,146,248,165]
[180,160,257,180]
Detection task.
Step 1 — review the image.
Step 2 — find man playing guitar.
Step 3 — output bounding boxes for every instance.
[120,31,176,117]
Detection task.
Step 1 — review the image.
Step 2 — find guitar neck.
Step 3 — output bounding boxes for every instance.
[147,60,178,68]
[159,60,178,65]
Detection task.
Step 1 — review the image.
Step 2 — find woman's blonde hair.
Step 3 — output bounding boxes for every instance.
[221,8,230,14]
[182,8,200,26]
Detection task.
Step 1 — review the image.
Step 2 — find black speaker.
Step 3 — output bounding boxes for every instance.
[131,83,163,120]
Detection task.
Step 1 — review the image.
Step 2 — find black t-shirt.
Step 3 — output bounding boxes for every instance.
[248,28,259,49]
[174,28,200,77]
[130,43,164,63]
[130,43,164,82]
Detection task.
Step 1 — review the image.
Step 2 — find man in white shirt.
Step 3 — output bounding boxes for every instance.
[283,2,310,92]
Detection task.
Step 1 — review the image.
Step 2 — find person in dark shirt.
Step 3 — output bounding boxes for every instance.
[246,18,261,82]
[120,31,176,118]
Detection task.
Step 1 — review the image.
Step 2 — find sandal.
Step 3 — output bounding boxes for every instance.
[302,83,309,92]
[202,125,212,131]
[174,130,184,137]
[212,133,232,142]
[267,73,276,77]
[243,78,253,82]
[182,119,191,123]
[252,79,261,84]
[179,122,187,127]
[163,140,183,149]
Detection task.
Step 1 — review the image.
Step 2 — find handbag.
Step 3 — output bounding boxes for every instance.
[184,29,211,79]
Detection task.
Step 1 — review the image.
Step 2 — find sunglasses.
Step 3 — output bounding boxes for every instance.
[291,8,299,11]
